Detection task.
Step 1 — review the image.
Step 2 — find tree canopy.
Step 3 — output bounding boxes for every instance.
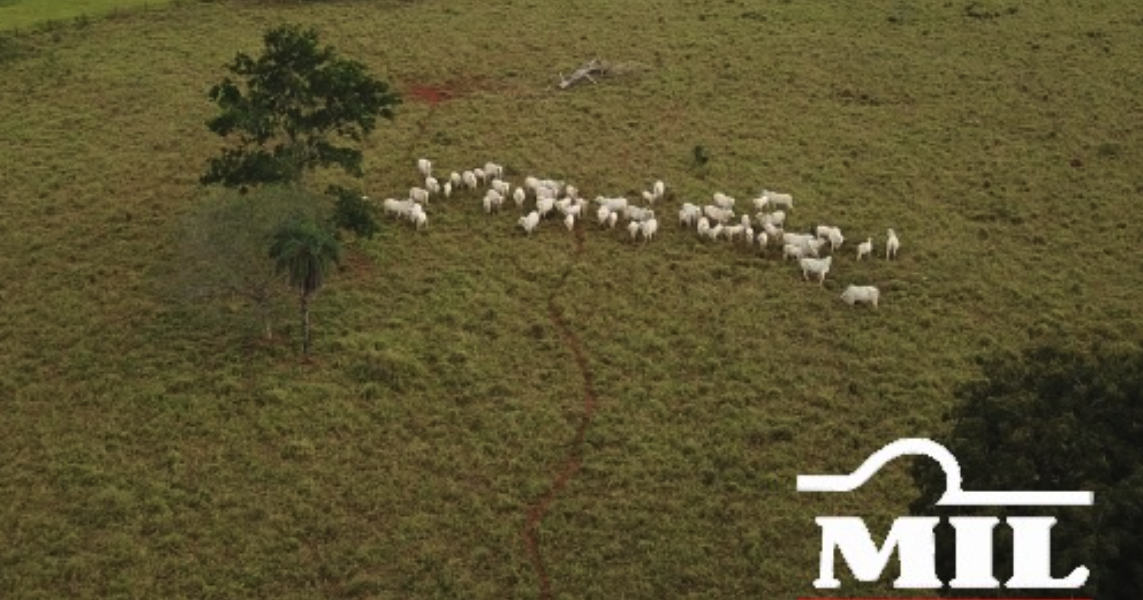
[201,24,399,191]
[911,339,1143,599]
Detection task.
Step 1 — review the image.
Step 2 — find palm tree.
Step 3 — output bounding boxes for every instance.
[269,217,341,356]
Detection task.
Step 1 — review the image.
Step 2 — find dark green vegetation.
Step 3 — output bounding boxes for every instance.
[270,214,343,357]
[913,340,1143,599]
[1,1,1141,598]
[329,184,381,240]
[202,23,400,190]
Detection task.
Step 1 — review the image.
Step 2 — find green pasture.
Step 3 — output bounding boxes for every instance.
[0,0,174,31]
[0,0,1140,598]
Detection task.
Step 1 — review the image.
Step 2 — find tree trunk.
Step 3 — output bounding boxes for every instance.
[301,291,311,356]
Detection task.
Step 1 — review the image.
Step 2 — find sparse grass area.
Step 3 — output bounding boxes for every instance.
[1,0,1142,598]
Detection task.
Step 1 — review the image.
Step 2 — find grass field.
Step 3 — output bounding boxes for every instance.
[1,0,1142,598]
[0,0,175,31]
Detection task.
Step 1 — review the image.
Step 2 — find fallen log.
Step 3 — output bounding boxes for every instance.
[558,58,607,90]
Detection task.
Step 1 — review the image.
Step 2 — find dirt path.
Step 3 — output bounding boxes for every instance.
[521,289,598,599]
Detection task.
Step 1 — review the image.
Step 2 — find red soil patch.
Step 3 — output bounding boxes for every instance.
[523,300,599,600]
[408,84,454,106]
[405,77,486,106]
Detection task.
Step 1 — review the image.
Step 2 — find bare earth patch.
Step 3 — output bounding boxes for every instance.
[404,78,486,105]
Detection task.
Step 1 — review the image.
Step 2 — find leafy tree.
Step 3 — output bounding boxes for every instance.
[270,216,342,356]
[202,24,400,191]
[170,186,329,340]
[327,184,380,240]
[910,339,1143,599]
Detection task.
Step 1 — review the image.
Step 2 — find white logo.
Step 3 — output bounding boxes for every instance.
[797,438,1093,591]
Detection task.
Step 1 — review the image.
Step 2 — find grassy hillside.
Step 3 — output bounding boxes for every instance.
[1,0,1141,598]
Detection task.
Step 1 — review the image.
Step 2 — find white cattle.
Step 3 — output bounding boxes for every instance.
[799,256,832,285]
[841,285,880,308]
[762,189,794,210]
[410,186,430,204]
[713,192,735,209]
[886,229,901,259]
[518,211,541,235]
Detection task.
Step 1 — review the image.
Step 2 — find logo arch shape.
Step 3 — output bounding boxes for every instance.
[796,438,1092,506]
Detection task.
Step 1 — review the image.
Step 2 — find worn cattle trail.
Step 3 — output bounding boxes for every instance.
[522,277,598,599]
